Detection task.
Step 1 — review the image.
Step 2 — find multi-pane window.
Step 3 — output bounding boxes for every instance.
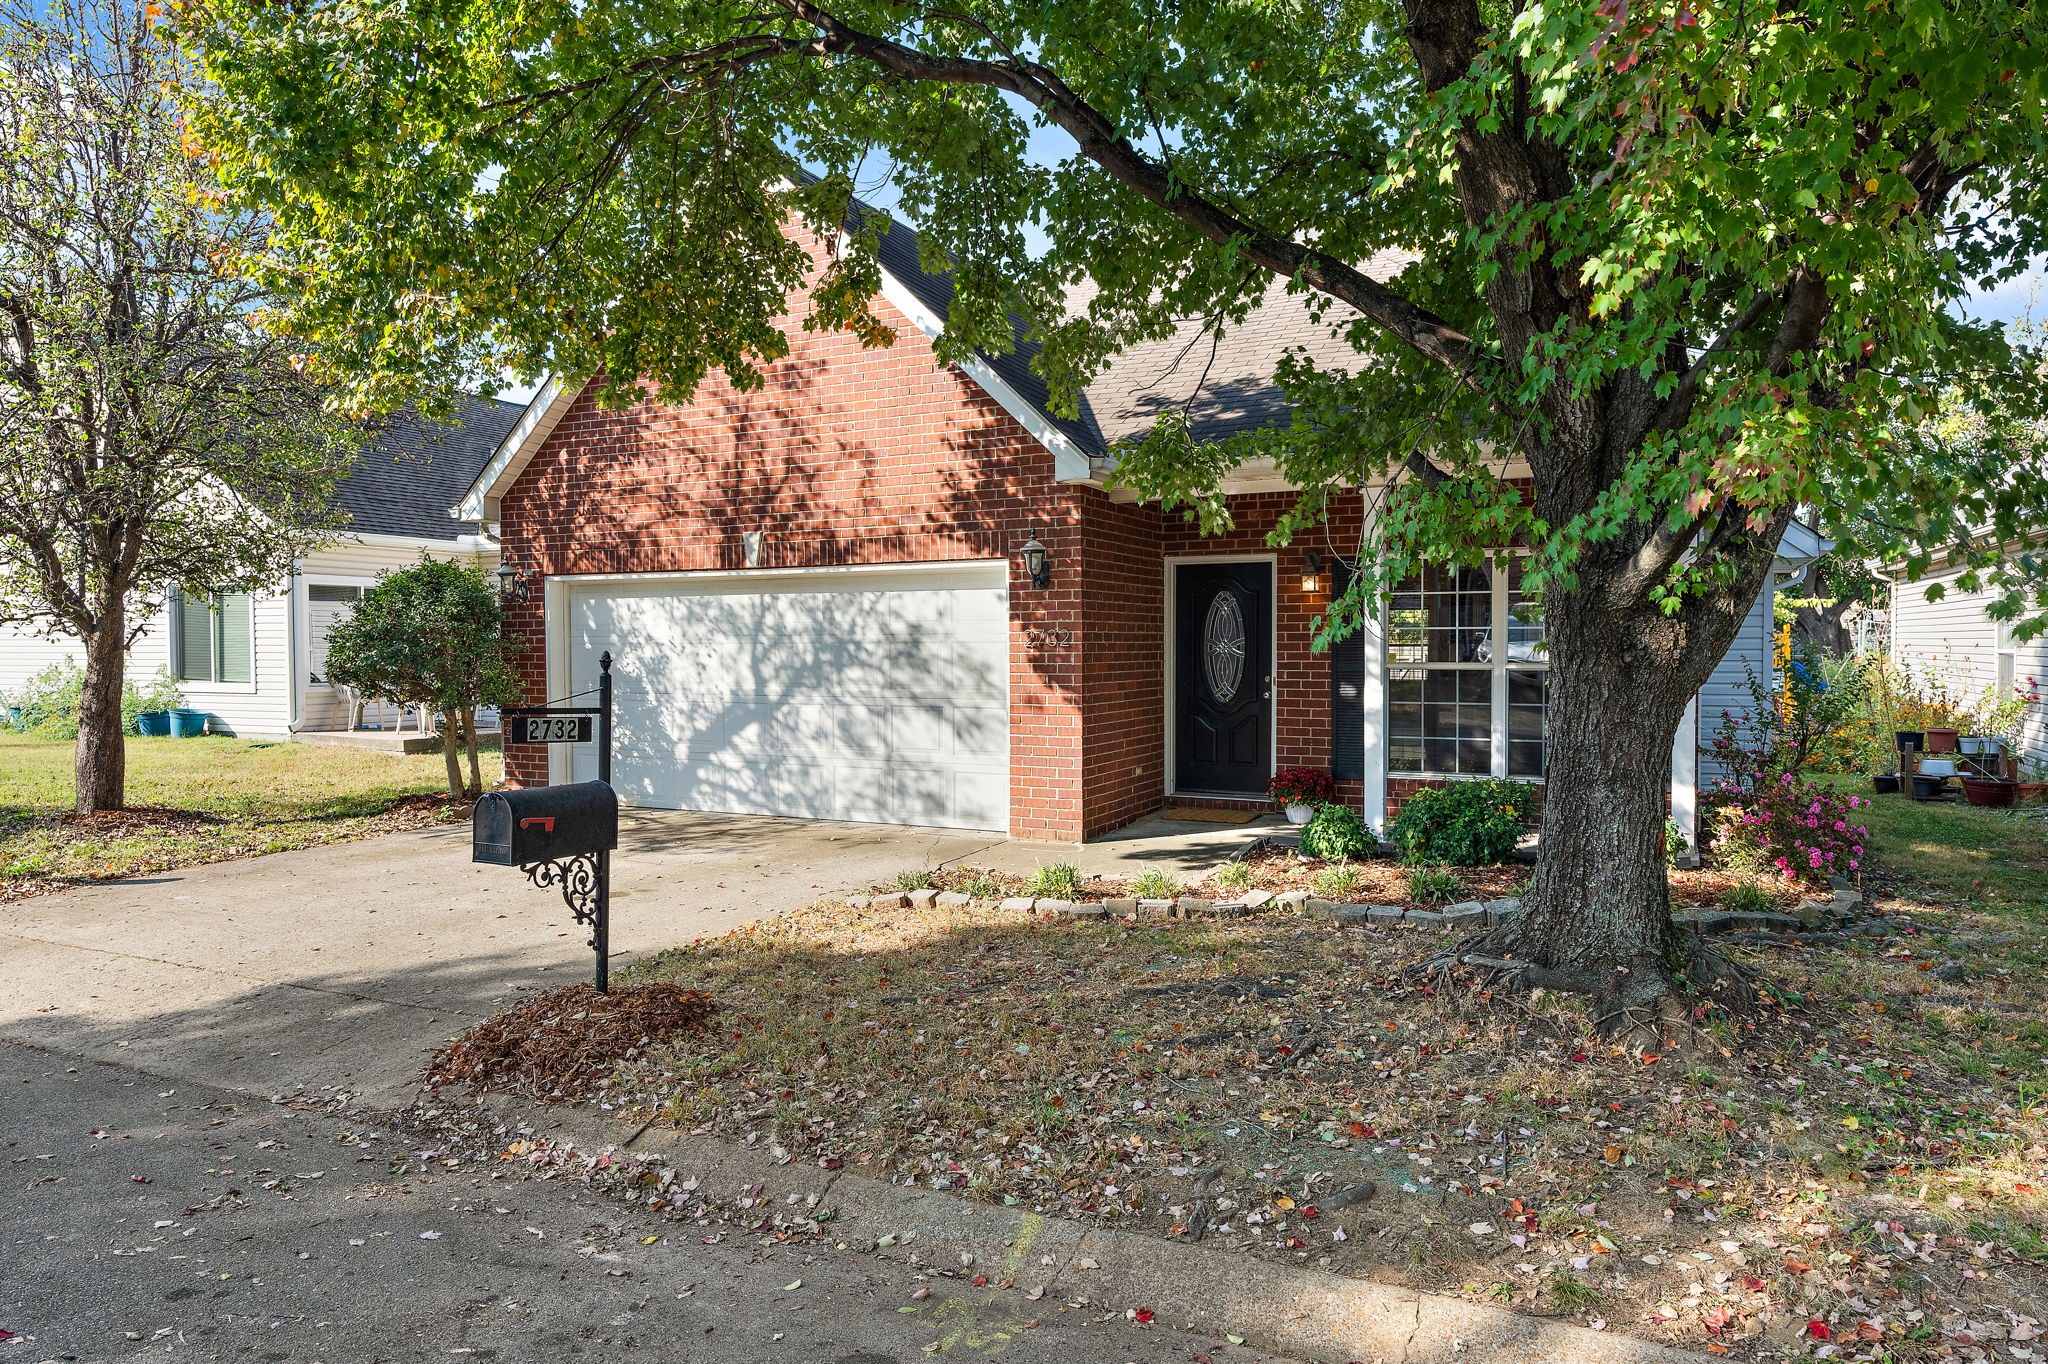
[173,590,253,684]
[1388,566,1494,775]
[1387,558,1549,779]
[1996,617,2017,697]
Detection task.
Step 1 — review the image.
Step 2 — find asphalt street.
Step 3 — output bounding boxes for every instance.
[1,1040,1280,1364]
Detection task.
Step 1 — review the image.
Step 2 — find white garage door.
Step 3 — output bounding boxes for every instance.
[561,564,1009,831]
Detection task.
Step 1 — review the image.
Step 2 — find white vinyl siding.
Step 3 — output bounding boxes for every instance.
[1893,567,2048,772]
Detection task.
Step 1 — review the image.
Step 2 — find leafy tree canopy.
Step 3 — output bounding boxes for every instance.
[179,0,2048,626]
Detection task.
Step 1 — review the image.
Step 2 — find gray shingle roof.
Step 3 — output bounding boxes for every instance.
[336,394,525,540]
[860,201,1403,460]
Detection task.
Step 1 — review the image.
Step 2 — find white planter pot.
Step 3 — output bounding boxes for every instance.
[1959,736,1984,755]
[1285,803,1315,825]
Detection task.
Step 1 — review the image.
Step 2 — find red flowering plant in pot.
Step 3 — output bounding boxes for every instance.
[1268,767,1337,824]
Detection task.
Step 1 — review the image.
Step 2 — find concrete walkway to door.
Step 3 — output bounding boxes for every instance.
[0,806,1277,1112]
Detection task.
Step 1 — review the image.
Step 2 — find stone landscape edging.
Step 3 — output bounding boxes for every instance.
[477,1096,1712,1364]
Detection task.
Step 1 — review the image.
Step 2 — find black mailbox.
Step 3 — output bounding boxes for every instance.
[473,782,618,866]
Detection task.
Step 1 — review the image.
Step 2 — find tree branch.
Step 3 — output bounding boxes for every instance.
[769,0,1495,395]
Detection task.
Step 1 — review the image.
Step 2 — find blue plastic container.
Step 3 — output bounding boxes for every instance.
[136,710,172,737]
[168,708,207,738]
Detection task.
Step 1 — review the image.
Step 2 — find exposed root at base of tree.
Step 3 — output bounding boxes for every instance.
[1408,928,1765,1048]
[425,983,715,1101]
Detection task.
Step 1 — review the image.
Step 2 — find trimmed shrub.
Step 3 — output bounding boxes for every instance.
[1298,802,1373,862]
[1387,779,1534,866]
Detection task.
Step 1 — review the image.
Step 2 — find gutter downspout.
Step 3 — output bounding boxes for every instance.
[285,564,303,734]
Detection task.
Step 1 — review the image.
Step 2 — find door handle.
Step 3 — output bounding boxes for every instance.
[1262,674,1272,700]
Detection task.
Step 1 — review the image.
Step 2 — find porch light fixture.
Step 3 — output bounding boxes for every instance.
[1301,551,1323,595]
[1019,528,1051,591]
[495,553,529,604]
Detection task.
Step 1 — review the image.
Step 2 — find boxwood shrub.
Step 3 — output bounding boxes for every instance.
[1387,779,1534,866]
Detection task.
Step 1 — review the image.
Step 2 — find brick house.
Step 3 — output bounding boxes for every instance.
[458,215,1822,846]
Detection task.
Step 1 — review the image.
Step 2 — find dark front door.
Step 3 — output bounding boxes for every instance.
[1174,561,1273,795]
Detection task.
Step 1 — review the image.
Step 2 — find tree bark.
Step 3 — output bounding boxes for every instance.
[73,603,129,814]
[439,707,464,798]
[1459,535,1783,1036]
[461,706,482,798]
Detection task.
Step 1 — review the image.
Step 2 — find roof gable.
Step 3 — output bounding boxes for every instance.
[340,394,523,540]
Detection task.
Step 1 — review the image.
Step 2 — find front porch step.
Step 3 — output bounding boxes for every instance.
[293,729,445,755]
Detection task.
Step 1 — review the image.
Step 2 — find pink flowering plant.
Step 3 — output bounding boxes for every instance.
[1703,707,1868,887]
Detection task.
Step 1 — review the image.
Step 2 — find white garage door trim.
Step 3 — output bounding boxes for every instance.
[543,560,1011,832]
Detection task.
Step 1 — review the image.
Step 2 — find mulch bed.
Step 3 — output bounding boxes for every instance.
[56,804,219,833]
[426,983,716,1101]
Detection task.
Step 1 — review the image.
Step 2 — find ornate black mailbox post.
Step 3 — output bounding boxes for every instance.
[479,652,619,990]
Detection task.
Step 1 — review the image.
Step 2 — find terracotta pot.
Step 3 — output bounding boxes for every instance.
[2016,781,2046,805]
[1961,776,2018,808]
[1925,727,1959,753]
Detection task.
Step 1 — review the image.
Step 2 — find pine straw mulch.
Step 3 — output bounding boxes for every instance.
[426,983,716,1101]
[536,864,2043,1364]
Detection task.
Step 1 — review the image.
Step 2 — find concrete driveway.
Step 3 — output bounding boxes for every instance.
[0,810,1007,1109]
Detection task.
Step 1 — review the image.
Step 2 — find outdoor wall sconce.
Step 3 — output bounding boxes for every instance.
[1019,529,1051,591]
[1300,551,1323,595]
[496,553,529,604]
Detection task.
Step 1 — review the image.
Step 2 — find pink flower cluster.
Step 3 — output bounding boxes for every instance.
[1707,773,1868,887]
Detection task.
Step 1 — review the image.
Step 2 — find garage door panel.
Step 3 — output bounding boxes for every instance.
[565,567,1008,831]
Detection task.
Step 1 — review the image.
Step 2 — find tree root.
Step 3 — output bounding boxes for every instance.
[1406,926,1763,1048]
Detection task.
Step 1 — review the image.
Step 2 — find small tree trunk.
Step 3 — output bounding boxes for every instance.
[439,706,463,798]
[74,610,129,814]
[461,705,482,797]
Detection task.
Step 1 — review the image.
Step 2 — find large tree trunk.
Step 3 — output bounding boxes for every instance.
[439,707,464,798]
[74,605,128,814]
[1460,538,1784,1037]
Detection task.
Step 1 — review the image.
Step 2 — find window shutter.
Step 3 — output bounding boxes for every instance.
[1330,566,1364,781]
[176,591,214,682]
[217,593,253,684]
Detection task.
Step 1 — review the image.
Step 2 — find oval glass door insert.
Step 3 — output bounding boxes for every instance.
[1203,588,1247,704]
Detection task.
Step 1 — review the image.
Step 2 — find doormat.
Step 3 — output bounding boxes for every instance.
[1158,806,1262,824]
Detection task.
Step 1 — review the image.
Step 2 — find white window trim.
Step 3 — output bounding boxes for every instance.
[302,578,375,690]
[170,588,259,693]
[1384,553,1548,784]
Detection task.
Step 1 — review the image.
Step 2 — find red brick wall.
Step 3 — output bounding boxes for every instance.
[495,228,1112,839]
[1077,497,1167,836]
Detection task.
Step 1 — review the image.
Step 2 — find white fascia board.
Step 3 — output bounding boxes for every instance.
[455,375,583,522]
[333,529,499,553]
[872,265,1096,484]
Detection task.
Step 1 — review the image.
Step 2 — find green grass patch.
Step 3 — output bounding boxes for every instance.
[0,732,475,893]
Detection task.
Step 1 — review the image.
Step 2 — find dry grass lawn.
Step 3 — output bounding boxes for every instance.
[570,821,2048,1363]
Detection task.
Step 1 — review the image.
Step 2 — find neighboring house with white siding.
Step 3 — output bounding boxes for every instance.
[0,394,520,738]
[1889,562,2048,773]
